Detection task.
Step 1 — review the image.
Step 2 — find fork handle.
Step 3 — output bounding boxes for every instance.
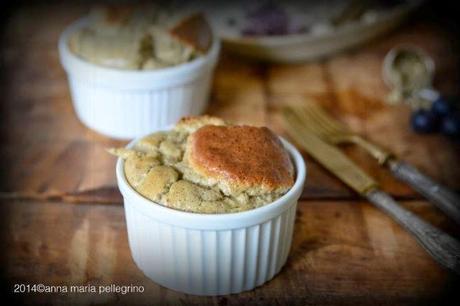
[388,159,460,225]
[366,189,460,274]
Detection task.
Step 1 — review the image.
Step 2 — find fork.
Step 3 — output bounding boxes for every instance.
[286,103,460,225]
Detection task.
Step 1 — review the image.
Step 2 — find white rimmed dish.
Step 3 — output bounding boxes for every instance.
[58,18,221,140]
[213,1,420,62]
[115,135,306,295]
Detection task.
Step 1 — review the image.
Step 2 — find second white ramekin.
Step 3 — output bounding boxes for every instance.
[116,136,306,296]
[58,18,221,140]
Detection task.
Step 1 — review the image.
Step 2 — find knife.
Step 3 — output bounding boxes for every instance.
[283,110,460,274]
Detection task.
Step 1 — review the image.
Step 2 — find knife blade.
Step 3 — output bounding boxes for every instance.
[283,109,460,274]
[284,124,378,195]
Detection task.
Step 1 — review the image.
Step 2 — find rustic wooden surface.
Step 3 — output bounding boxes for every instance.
[2,199,459,306]
[2,4,460,203]
[1,2,460,306]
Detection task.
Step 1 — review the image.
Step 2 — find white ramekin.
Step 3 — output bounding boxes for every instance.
[58,18,221,140]
[116,136,306,296]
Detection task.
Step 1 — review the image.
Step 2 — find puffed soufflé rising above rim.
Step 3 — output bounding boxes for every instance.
[116,121,306,295]
[113,116,306,219]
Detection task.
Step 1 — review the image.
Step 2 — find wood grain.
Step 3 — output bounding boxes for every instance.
[1,4,459,204]
[1,3,460,305]
[2,199,458,306]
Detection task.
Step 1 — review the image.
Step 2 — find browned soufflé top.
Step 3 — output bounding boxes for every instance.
[110,116,296,213]
[188,125,295,194]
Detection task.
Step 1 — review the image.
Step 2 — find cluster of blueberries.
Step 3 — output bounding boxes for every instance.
[410,97,460,138]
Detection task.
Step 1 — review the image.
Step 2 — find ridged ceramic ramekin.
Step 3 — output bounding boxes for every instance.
[58,18,220,140]
[116,136,306,296]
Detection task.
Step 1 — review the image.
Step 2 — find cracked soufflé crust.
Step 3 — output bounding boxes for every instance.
[110,115,295,214]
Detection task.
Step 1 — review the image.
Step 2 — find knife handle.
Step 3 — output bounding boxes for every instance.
[388,159,460,225]
[366,189,460,274]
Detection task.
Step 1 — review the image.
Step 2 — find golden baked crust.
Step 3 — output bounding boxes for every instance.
[110,116,295,213]
[169,13,212,53]
[187,125,294,196]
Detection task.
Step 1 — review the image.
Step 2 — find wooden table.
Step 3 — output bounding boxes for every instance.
[1,3,459,305]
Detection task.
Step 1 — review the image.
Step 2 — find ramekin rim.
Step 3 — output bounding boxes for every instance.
[58,17,221,77]
[116,132,306,222]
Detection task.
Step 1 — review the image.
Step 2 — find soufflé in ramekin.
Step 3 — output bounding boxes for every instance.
[111,116,306,295]
[59,4,220,139]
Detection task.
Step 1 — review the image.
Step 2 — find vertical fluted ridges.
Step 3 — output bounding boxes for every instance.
[69,73,211,140]
[124,201,298,296]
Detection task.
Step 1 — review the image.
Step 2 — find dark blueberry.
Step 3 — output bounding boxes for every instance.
[431,97,452,118]
[410,109,439,133]
[243,2,288,36]
[440,113,460,138]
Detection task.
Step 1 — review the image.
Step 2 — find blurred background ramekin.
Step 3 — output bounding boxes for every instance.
[116,137,306,296]
[59,18,221,140]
